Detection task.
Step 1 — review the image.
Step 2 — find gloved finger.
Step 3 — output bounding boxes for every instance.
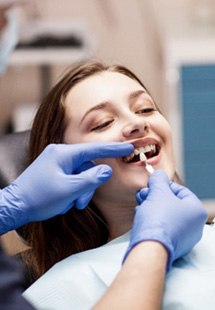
[67,142,134,169]
[136,187,149,204]
[68,164,112,197]
[75,161,95,174]
[170,183,207,221]
[170,182,197,200]
[60,201,75,214]
[147,170,170,191]
[74,165,112,209]
[76,191,94,210]
[57,166,111,214]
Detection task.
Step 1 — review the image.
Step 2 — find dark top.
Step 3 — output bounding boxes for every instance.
[0,243,34,310]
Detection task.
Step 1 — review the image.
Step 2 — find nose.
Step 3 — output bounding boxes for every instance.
[122,115,148,138]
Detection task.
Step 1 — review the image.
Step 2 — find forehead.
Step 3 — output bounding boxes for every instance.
[64,71,146,110]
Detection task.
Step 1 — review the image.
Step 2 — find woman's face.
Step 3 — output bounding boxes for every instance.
[63,71,175,206]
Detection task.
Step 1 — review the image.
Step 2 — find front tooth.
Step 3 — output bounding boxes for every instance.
[151,144,156,152]
[125,152,135,161]
[143,145,151,153]
[131,145,156,158]
[134,149,140,155]
[139,147,145,153]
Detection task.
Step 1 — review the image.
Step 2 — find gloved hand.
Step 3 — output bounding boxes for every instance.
[123,170,207,271]
[0,142,133,234]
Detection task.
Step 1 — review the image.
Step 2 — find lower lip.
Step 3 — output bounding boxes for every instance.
[146,150,161,165]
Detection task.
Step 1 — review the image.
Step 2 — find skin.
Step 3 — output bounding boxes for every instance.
[93,241,168,310]
[63,71,175,240]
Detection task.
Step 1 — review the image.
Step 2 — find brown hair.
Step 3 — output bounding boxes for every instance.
[20,61,175,280]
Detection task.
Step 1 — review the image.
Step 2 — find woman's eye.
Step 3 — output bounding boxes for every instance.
[135,107,156,114]
[91,120,114,131]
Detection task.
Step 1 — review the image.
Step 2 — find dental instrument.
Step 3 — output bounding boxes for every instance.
[140,152,154,174]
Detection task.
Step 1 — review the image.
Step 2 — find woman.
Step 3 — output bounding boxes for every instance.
[20,61,176,277]
[22,62,215,309]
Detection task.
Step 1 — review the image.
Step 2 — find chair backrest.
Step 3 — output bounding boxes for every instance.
[0,130,38,288]
[0,130,30,188]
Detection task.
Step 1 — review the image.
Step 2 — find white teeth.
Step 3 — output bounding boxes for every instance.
[139,147,145,153]
[144,145,151,153]
[124,144,157,162]
[135,144,156,155]
[124,152,135,162]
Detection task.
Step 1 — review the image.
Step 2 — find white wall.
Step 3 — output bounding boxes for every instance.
[0,0,165,133]
[0,0,199,134]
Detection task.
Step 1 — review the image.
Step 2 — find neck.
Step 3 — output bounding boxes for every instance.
[93,197,135,241]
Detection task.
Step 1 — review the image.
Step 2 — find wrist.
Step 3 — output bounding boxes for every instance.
[0,186,27,234]
[123,226,174,271]
[126,241,168,269]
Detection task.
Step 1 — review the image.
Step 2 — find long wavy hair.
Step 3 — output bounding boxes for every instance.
[20,61,179,281]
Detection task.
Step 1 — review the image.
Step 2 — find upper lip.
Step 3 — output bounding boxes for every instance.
[127,137,160,149]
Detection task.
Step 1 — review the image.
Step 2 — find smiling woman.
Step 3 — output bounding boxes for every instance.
[20,61,179,308]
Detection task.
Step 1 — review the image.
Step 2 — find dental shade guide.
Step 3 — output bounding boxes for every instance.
[140,152,154,174]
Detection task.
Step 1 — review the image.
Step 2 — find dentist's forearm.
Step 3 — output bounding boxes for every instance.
[92,241,167,310]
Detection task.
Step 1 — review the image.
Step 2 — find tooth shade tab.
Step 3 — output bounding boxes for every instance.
[140,152,147,162]
[146,164,154,174]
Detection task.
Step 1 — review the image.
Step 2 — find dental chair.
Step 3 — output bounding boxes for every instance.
[0,130,32,288]
[0,130,30,188]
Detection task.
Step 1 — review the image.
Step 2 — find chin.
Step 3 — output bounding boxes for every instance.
[123,180,148,197]
[163,166,175,180]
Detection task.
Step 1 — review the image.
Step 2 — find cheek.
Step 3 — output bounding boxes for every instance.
[154,116,172,144]
[160,122,176,176]
[94,158,130,188]
[153,116,175,168]
[87,124,123,143]
[163,122,174,153]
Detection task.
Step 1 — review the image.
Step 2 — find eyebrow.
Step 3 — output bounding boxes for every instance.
[81,89,147,123]
[81,102,110,123]
[128,90,146,102]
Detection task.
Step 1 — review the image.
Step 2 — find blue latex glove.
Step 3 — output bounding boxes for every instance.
[0,142,133,235]
[123,170,207,271]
